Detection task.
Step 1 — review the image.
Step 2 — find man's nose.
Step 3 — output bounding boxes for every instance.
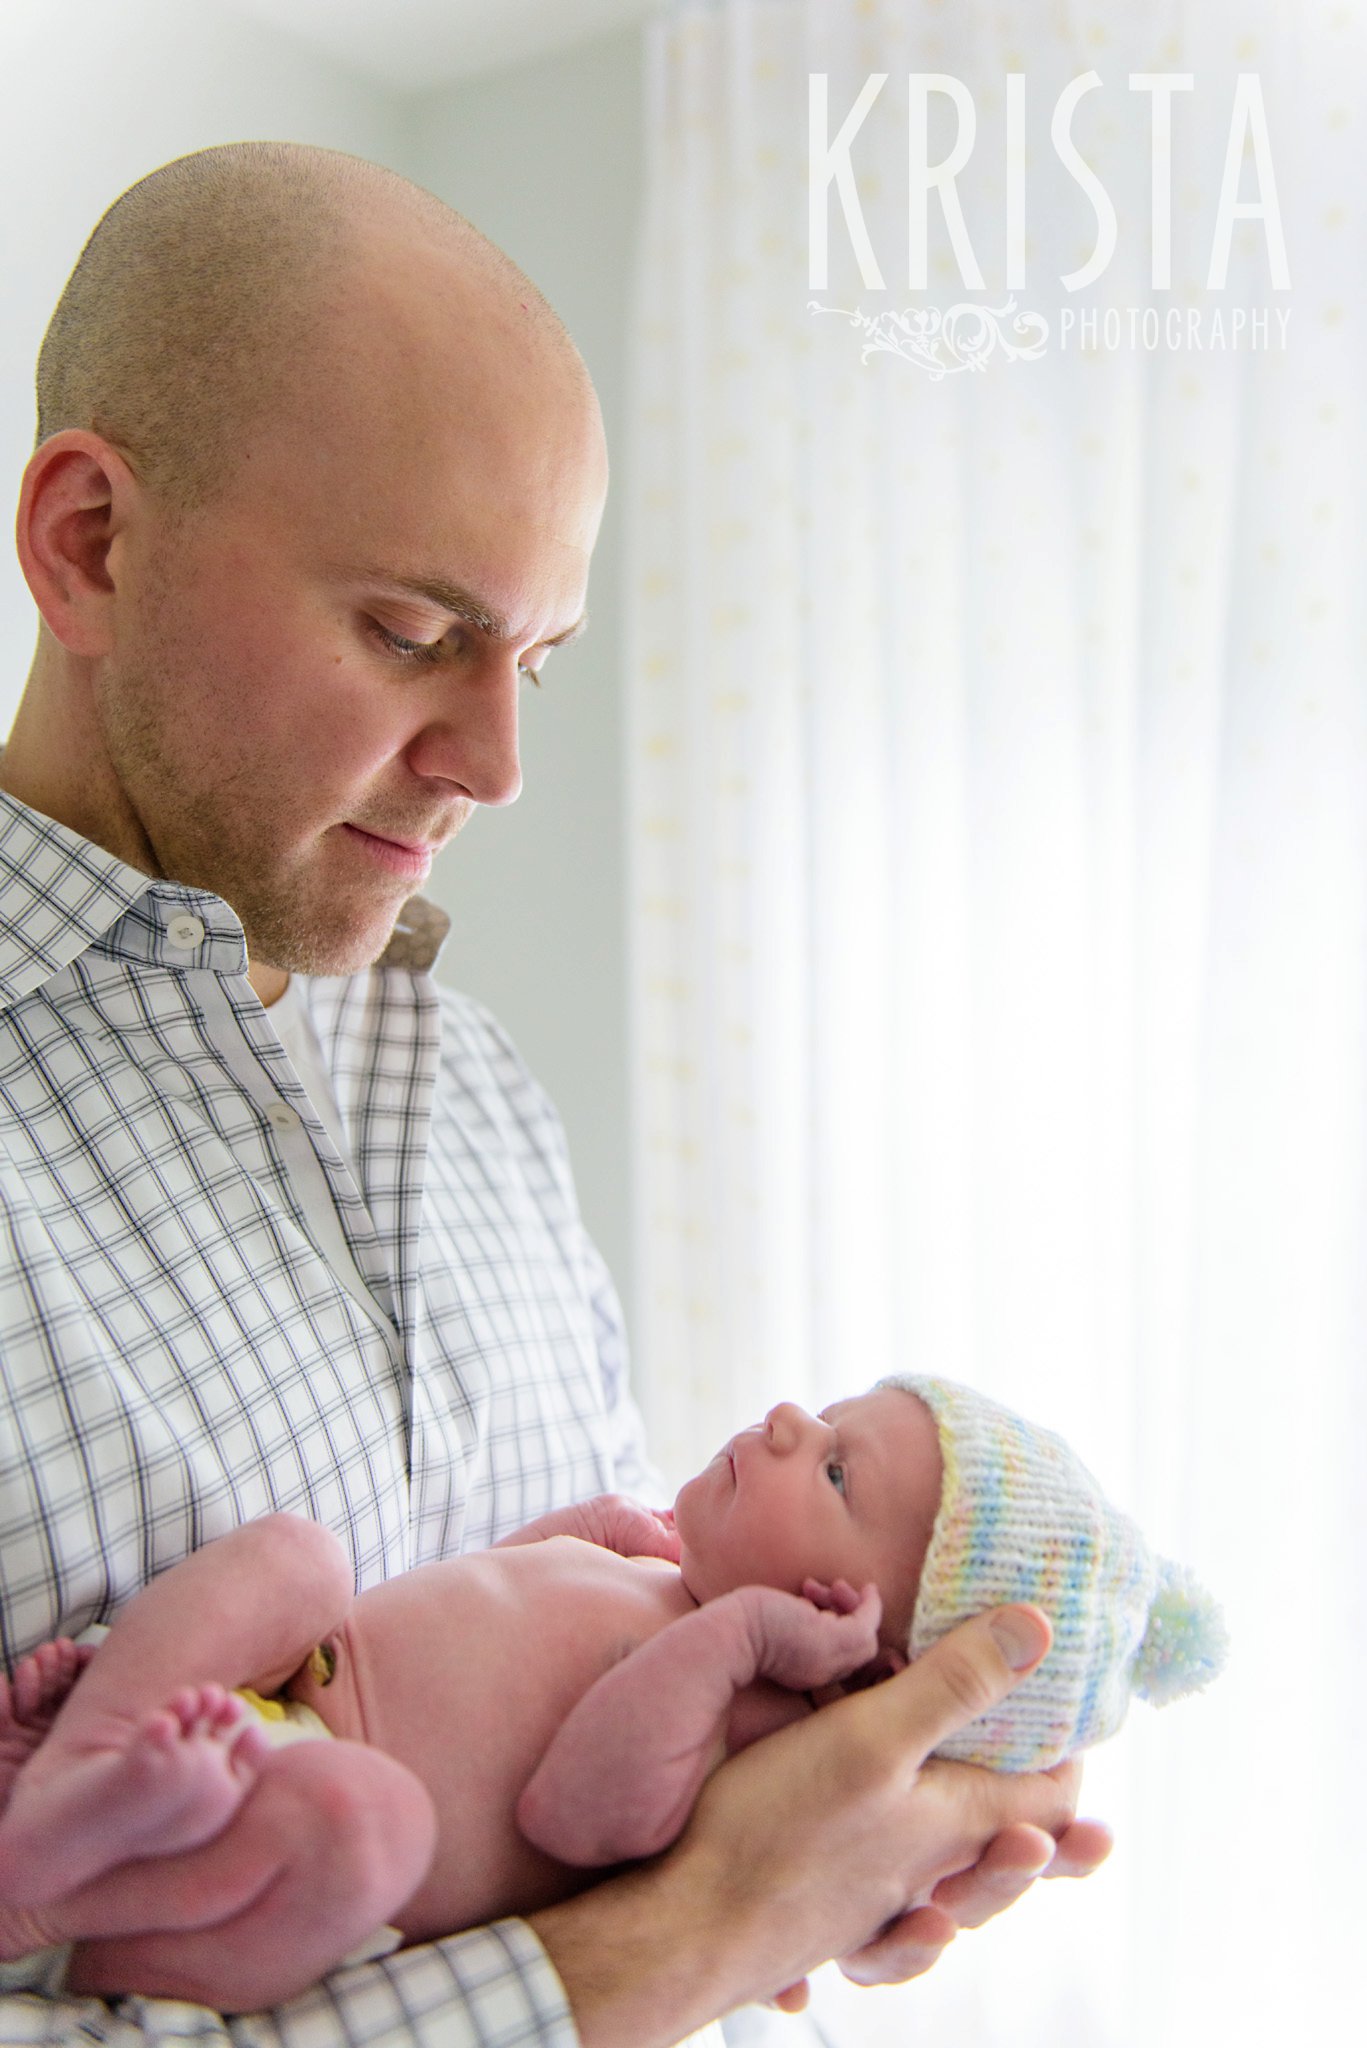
[405,658,523,807]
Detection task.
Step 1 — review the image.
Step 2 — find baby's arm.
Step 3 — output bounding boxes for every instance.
[516,1578,881,1867]
[0,1513,354,1905]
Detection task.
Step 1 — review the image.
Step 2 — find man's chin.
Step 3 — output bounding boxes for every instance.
[240,902,408,980]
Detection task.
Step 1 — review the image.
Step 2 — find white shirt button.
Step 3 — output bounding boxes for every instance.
[265,1102,301,1132]
[166,914,206,950]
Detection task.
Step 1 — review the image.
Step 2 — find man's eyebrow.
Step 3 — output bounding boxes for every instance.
[329,561,588,647]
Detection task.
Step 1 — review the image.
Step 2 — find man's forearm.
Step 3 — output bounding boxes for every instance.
[530,1839,760,2048]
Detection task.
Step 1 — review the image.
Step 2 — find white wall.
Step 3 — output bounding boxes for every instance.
[410,30,643,1336]
[0,0,402,695]
[0,2,644,1336]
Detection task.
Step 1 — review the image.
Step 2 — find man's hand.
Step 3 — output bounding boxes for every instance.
[762,1721,1112,2012]
[765,1760,1113,2011]
[839,1762,1113,1979]
[493,1494,681,1562]
[532,1603,1112,2048]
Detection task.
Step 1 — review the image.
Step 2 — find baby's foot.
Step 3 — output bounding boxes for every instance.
[0,1640,95,1801]
[0,1684,271,1906]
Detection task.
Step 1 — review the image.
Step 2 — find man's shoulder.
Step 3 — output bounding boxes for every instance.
[430,977,507,1037]
[431,980,531,1080]
[426,980,570,1158]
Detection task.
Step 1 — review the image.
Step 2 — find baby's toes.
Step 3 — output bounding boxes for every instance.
[52,1639,86,1691]
[6,1642,80,1726]
[138,1705,183,1752]
[34,1640,80,1706]
[9,1652,42,1724]
[198,1685,244,1737]
[162,1683,222,1738]
[228,1718,272,1778]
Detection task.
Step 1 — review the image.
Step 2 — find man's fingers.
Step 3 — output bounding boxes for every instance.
[1043,1816,1114,1879]
[764,1979,812,2014]
[930,1816,1114,1932]
[882,1605,1052,1759]
[931,1824,1055,1926]
[840,1905,957,1985]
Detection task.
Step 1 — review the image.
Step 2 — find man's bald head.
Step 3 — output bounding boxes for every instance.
[9,141,607,994]
[33,139,586,524]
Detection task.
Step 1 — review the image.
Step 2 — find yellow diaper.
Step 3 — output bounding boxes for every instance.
[234,1684,333,1747]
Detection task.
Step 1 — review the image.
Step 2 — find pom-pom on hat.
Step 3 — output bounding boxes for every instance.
[878,1375,1228,1771]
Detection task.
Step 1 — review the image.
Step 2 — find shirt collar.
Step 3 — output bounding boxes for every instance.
[0,784,450,1012]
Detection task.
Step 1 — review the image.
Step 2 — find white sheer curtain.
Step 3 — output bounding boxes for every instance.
[625,1,1364,2042]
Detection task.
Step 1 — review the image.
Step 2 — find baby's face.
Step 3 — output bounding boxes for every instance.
[672,1388,943,1649]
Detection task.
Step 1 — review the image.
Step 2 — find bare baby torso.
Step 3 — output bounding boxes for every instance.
[285,1536,808,1938]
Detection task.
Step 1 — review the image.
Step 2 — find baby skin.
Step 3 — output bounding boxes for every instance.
[0,1388,956,2012]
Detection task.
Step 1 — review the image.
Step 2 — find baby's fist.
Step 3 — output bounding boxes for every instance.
[801,1576,866,1616]
[751,1580,882,1692]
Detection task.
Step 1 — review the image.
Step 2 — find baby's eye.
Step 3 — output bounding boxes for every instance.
[825,1460,847,1495]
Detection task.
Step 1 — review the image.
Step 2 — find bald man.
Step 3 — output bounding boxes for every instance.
[0,143,1108,2046]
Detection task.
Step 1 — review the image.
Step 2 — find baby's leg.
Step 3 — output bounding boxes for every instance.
[517,1579,881,1867]
[0,1683,271,1906]
[0,1514,354,1908]
[55,1739,436,2013]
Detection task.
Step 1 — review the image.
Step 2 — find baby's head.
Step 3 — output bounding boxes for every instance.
[673,1376,1227,1771]
[673,1385,943,1652]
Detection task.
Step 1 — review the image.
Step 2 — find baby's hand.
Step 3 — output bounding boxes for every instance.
[746,1580,883,1694]
[572,1495,682,1561]
[494,1495,681,1562]
[801,1577,867,1616]
[799,1581,904,1705]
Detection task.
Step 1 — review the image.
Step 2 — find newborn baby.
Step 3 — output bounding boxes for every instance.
[0,1376,1225,2011]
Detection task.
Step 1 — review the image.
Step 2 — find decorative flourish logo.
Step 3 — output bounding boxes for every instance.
[809,298,1050,377]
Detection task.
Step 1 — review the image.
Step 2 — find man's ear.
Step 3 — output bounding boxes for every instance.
[15,430,141,659]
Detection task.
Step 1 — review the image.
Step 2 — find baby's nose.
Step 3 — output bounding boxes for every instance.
[763,1402,815,1453]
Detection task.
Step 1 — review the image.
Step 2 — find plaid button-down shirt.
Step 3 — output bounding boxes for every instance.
[0,786,657,2047]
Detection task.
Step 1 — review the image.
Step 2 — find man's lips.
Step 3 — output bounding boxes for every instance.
[347,826,443,854]
[339,823,442,880]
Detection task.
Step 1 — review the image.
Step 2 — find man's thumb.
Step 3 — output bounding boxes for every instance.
[896,1605,1052,1758]
[986,1606,1052,1673]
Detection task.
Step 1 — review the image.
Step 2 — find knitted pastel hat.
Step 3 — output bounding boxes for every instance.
[878,1375,1228,1772]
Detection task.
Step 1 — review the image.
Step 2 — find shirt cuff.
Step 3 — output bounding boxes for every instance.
[438,1918,582,2047]
[276,1917,582,2046]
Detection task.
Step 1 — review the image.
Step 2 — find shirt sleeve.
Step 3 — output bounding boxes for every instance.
[0,1922,579,2048]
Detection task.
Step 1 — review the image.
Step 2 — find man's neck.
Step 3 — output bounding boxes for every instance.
[1,672,163,878]
[3,735,291,1013]
[249,962,289,1008]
